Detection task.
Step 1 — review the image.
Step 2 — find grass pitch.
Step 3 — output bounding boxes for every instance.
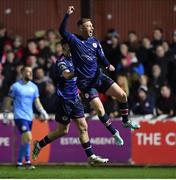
[0,165,176,179]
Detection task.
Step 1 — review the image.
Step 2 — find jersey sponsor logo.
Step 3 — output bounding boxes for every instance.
[81,55,92,61]
[92,43,97,48]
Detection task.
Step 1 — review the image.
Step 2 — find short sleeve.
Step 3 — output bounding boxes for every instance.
[57,61,68,75]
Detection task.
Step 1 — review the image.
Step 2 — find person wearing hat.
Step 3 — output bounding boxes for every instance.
[131,85,154,115]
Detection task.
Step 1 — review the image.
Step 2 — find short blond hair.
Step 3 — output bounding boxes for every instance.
[77,18,91,27]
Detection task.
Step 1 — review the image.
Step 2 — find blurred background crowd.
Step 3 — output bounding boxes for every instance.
[0,23,176,118]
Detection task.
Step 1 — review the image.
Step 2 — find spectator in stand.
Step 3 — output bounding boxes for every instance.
[130,74,150,107]
[131,85,154,115]
[55,41,64,57]
[24,39,39,64]
[1,50,16,96]
[0,42,13,65]
[37,56,48,71]
[48,41,64,84]
[12,35,24,62]
[151,28,164,50]
[170,30,176,58]
[162,40,174,60]
[118,43,132,76]
[101,29,120,80]
[126,31,140,53]
[156,85,176,116]
[0,22,11,59]
[46,29,59,53]
[137,37,154,75]
[153,45,169,80]
[168,57,176,93]
[41,81,57,114]
[33,67,51,99]
[150,64,166,99]
[37,37,51,62]
[27,39,39,56]
[26,55,38,70]
[129,48,144,77]
[15,64,23,81]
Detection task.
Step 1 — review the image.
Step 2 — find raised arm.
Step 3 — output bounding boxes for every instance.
[59,6,75,42]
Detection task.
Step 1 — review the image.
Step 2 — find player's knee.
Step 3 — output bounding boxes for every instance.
[95,107,105,116]
[119,92,127,103]
[79,123,88,134]
[22,132,32,144]
[23,136,32,144]
[55,128,69,136]
[61,128,69,136]
[63,130,69,136]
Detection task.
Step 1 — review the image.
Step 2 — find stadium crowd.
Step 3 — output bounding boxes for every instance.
[0,23,176,118]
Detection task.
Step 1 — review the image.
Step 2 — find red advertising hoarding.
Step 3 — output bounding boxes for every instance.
[132,120,176,164]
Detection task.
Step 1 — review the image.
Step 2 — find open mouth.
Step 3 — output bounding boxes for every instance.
[89,30,93,36]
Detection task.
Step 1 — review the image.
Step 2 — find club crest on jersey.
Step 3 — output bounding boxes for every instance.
[92,43,97,48]
[85,93,89,99]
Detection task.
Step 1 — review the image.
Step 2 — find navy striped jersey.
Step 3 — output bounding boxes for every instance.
[59,14,110,81]
[55,54,78,100]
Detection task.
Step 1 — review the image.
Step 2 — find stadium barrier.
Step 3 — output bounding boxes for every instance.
[132,119,176,165]
[0,115,175,165]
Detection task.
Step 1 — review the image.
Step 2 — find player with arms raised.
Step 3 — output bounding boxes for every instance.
[59,6,140,145]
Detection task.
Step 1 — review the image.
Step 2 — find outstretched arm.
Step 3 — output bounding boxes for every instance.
[59,6,75,42]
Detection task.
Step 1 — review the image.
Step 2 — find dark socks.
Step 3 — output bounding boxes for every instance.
[81,141,94,157]
[98,114,117,135]
[38,136,52,148]
[119,102,129,123]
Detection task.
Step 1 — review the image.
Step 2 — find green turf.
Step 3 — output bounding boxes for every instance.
[0,165,176,179]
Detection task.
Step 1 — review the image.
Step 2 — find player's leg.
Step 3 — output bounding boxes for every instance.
[33,96,71,160]
[14,119,34,169]
[90,97,124,146]
[32,122,70,160]
[72,97,108,164]
[21,130,35,169]
[74,117,109,164]
[106,82,140,129]
[82,87,123,145]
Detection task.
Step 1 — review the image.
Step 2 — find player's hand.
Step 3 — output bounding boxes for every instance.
[40,110,49,121]
[106,64,115,71]
[2,112,10,125]
[67,6,75,15]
